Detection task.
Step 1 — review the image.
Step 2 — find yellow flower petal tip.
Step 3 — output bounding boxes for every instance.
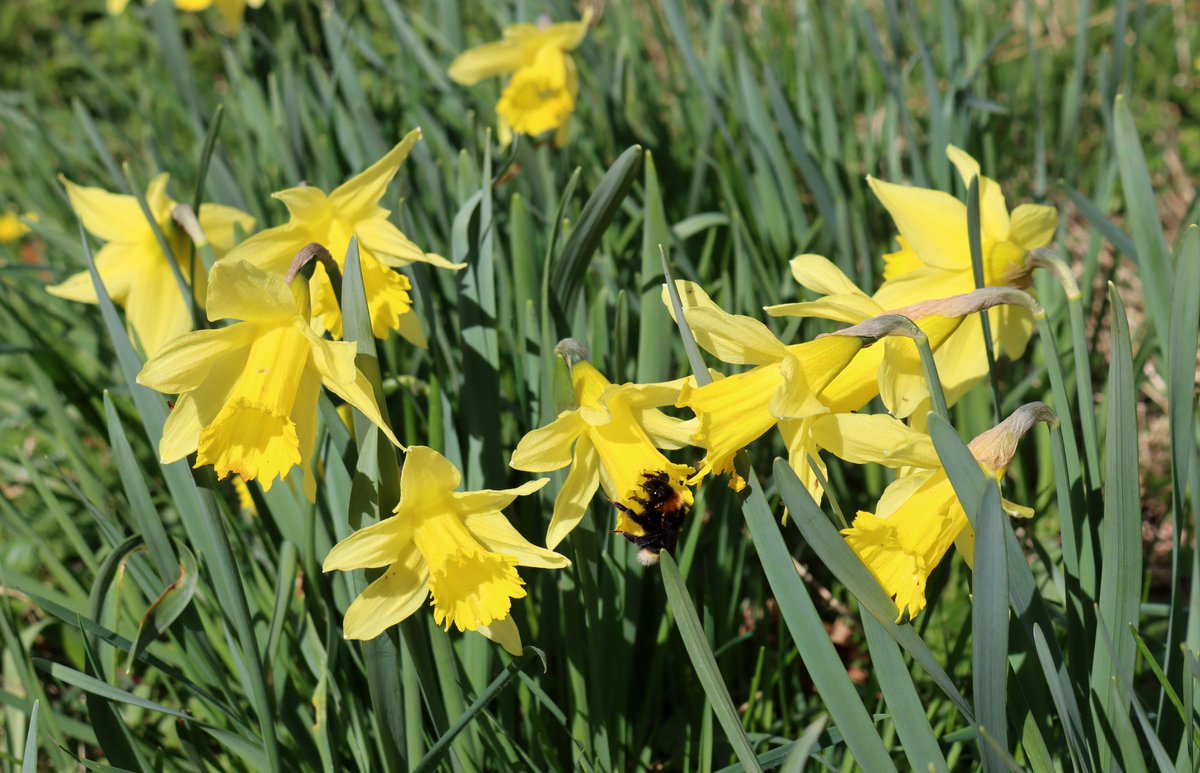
[325,446,565,642]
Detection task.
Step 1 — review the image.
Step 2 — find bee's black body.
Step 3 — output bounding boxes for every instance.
[612,471,688,565]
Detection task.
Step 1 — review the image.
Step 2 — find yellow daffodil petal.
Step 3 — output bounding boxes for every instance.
[662,280,788,365]
[818,344,884,414]
[355,216,465,270]
[929,321,991,406]
[330,130,422,223]
[126,266,194,357]
[778,417,825,504]
[1003,499,1035,519]
[945,145,1009,242]
[788,254,867,297]
[60,175,151,244]
[771,337,862,420]
[197,203,256,254]
[881,237,924,281]
[510,410,587,472]
[323,516,409,571]
[397,446,462,513]
[476,615,523,657]
[678,364,782,477]
[206,260,297,323]
[341,543,430,640]
[876,468,937,519]
[453,478,549,515]
[46,243,138,304]
[108,0,129,13]
[765,294,880,324]
[138,324,257,394]
[144,173,174,225]
[220,223,309,276]
[877,314,964,419]
[312,250,416,340]
[1008,204,1058,251]
[546,433,600,549]
[811,413,940,469]
[448,13,590,85]
[273,186,331,224]
[867,176,967,271]
[462,508,570,569]
[636,410,696,450]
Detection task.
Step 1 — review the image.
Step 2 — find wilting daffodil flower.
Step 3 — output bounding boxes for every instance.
[221,129,463,345]
[448,11,591,146]
[324,446,569,655]
[48,174,254,357]
[767,255,1037,418]
[136,259,402,500]
[664,281,861,493]
[866,145,1058,379]
[0,210,35,243]
[510,341,696,557]
[108,0,265,35]
[840,403,1054,620]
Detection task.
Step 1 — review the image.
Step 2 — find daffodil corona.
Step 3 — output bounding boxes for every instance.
[448,12,591,146]
[510,341,696,562]
[324,446,569,655]
[839,404,1054,620]
[220,129,463,344]
[136,258,401,500]
[48,174,254,357]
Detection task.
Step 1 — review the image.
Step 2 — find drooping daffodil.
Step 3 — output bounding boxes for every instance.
[510,340,697,560]
[448,11,591,146]
[664,281,861,495]
[136,259,402,500]
[48,174,255,357]
[866,144,1058,381]
[220,129,463,345]
[840,403,1054,620]
[324,446,569,655]
[767,254,1040,419]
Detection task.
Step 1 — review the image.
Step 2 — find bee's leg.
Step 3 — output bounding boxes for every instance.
[611,499,652,530]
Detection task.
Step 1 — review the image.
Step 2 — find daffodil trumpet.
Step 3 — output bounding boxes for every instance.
[510,339,697,559]
[324,446,570,654]
[661,280,861,497]
[838,403,1056,620]
[136,249,403,500]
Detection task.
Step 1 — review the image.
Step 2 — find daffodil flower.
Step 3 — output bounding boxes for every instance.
[108,0,265,35]
[323,446,569,655]
[510,342,696,553]
[448,12,591,146]
[0,210,35,243]
[663,281,861,493]
[767,255,1033,418]
[865,145,1057,384]
[220,129,464,344]
[838,403,1054,620]
[48,174,254,357]
[136,259,402,500]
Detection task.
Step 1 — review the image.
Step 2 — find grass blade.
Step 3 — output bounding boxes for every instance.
[972,484,1010,771]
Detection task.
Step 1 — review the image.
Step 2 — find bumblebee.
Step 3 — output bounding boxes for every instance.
[612,471,689,566]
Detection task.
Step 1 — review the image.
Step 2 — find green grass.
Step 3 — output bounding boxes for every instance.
[1,0,1198,770]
